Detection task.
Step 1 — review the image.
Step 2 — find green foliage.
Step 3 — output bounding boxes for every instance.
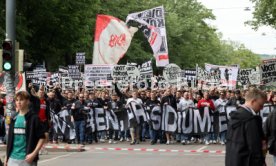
[249,0,276,28]
[0,0,261,71]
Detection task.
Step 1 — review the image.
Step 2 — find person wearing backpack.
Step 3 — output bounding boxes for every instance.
[264,105,276,166]
[225,88,267,166]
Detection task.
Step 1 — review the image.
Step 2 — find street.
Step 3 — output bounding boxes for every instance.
[35,143,273,166]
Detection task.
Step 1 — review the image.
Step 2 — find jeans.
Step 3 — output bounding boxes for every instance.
[8,158,37,166]
[98,131,106,139]
[150,129,157,142]
[181,134,189,141]
[219,131,226,143]
[204,133,210,142]
[142,123,149,139]
[120,129,130,139]
[210,132,218,141]
[74,120,85,143]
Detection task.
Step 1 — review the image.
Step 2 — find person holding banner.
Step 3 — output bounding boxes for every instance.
[145,91,160,145]
[46,91,62,144]
[161,89,177,145]
[226,88,267,166]
[214,91,228,145]
[197,92,215,145]
[126,91,143,145]
[179,92,194,145]
[71,94,87,145]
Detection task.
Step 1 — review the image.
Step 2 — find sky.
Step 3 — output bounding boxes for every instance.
[197,0,276,55]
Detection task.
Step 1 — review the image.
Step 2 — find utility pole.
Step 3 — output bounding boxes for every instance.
[4,0,16,128]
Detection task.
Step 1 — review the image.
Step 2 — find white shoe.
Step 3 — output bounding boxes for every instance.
[113,141,117,144]
[120,138,124,142]
[100,139,105,143]
[220,141,225,145]
[181,140,186,145]
[213,140,217,144]
[199,139,203,144]
[205,141,210,145]
[109,139,112,144]
[166,141,170,145]
[186,141,191,144]
[126,138,130,142]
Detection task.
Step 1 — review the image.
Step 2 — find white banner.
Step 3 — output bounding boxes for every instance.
[127,6,169,67]
[205,63,239,89]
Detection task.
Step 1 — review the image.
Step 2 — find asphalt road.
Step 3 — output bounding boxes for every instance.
[35,143,274,166]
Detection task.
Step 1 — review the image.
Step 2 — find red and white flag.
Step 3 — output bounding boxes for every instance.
[92,15,137,64]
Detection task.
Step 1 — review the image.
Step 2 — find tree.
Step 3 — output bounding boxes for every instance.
[0,0,261,70]
[249,0,276,29]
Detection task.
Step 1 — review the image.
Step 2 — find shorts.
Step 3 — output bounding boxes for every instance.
[8,158,37,166]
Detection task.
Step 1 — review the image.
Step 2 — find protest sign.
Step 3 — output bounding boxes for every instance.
[76,52,86,65]
[205,63,239,89]
[260,63,276,85]
[68,65,81,80]
[112,65,140,82]
[139,60,153,80]
[163,63,181,84]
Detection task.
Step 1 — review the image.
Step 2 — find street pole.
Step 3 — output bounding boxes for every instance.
[5,0,16,129]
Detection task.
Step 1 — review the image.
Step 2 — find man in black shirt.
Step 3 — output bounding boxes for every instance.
[71,93,87,145]
[145,91,160,145]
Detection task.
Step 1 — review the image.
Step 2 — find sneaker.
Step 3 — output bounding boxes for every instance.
[150,140,156,145]
[186,141,191,145]
[205,141,210,145]
[100,139,105,143]
[181,140,186,145]
[213,140,217,144]
[166,141,170,145]
[220,141,225,145]
[199,139,203,144]
[126,138,130,142]
[109,139,112,144]
[120,138,124,142]
[112,141,117,144]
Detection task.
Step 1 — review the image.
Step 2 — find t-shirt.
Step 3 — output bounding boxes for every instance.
[39,99,47,122]
[10,115,26,160]
[178,98,194,111]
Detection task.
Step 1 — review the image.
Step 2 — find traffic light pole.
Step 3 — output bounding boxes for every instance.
[5,0,16,126]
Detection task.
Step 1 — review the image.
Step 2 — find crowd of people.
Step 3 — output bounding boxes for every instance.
[1,81,276,166]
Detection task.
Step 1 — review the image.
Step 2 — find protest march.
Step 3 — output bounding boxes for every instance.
[2,3,276,166]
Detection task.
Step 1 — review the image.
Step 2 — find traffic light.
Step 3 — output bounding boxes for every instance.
[2,40,13,71]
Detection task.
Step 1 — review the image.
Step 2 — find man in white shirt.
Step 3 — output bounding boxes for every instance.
[214,91,228,145]
[179,92,194,111]
[126,91,143,145]
[179,92,194,145]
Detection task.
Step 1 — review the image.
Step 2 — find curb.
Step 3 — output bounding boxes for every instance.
[0,144,85,152]
[90,147,225,154]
